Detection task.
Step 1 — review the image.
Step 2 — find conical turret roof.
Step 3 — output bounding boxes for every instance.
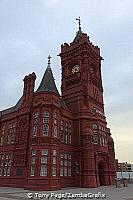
[36,56,59,95]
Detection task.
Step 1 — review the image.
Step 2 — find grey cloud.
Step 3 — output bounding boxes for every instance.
[0,0,133,162]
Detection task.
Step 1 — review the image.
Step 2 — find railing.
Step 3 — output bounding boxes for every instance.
[117,172,133,183]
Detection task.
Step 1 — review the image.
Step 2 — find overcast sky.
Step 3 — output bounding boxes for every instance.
[0,0,133,163]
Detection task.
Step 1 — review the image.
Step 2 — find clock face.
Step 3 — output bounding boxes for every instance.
[72,65,80,74]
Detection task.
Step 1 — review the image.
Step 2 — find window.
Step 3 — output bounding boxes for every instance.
[30,149,36,176]
[7,167,11,176]
[65,123,68,143]
[92,123,99,144]
[60,153,72,177]
[93,108,105,117]
[61,120,65,143]
[93,133,99,144]
[40,165,47,176]
[60,166,63,176]
[53,150,57,156]
[7,123,16,144]
[3,167,7,176]
[76,161,80,174]
[92,123,98,129]
[0,168,2,176]
[40,149,48,176]
[93,87,99,101]
[43,111,49,136]
[100,126,107,146]
[53,112,58,137]
[1,155,4,167]
[52,150,57,176]
[33,112,38,136]
[61,120,72,144]
[68,123,72,144]
[31,149,36,156]
[41,157,47,164]
[30,165,35,176]
[0,125,5,146]
[41,149,48,156]
[68,154,72,176]
[0,154,12,176]
[31,157,36,164]
[30,159,35,176]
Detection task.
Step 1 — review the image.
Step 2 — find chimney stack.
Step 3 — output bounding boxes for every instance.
[22,72,36,107]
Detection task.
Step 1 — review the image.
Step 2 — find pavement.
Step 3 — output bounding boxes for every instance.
[0,184,133,200]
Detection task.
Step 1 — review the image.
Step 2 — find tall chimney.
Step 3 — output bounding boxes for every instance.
[22,72,36,107]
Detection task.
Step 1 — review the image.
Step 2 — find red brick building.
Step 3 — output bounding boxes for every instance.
[0,24,116,190]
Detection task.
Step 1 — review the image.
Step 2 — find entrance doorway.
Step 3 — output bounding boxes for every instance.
[98,162,106,186]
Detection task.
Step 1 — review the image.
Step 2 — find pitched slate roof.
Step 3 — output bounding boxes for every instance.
[0,97,22,117]
[36,64,59,95]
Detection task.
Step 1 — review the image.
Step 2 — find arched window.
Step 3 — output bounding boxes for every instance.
[53,112,58,137]
[33,112,38,136]
[43,111,49,136]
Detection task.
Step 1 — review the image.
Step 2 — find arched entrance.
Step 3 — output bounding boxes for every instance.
[98,161,106,186]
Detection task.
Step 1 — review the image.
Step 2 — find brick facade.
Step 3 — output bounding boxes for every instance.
[0,27,116,190]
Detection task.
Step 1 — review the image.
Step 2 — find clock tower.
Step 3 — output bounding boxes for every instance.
[59,19,116,187]
[60,20,104,115]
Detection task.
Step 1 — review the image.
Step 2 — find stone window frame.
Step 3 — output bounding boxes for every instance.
[42,111,50,136]
[0,125,5,146]
[53,112,58,138]
[60,153,72,177]
[61,119,72,144]
[30,149,36,176]
[33,112,39,136]
[7,123,16,144]
[52,150,57,177]
[40,149,48,176]
[0,153,13,177]
[92,123,99,144]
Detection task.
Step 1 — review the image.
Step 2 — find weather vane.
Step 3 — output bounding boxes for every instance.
[76,16,81,30]
[47,55,51,68]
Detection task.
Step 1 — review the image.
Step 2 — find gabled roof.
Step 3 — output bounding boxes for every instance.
[36,60,59,95]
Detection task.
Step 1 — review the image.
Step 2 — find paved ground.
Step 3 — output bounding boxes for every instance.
[0,184,133,200]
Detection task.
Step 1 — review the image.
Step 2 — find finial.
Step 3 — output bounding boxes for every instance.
[47,55,51,68]
[76,16,81,30]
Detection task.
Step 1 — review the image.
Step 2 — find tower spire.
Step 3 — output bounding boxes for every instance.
[76,16,81,31]
[47,55,51,68]
[36,55,59,95]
